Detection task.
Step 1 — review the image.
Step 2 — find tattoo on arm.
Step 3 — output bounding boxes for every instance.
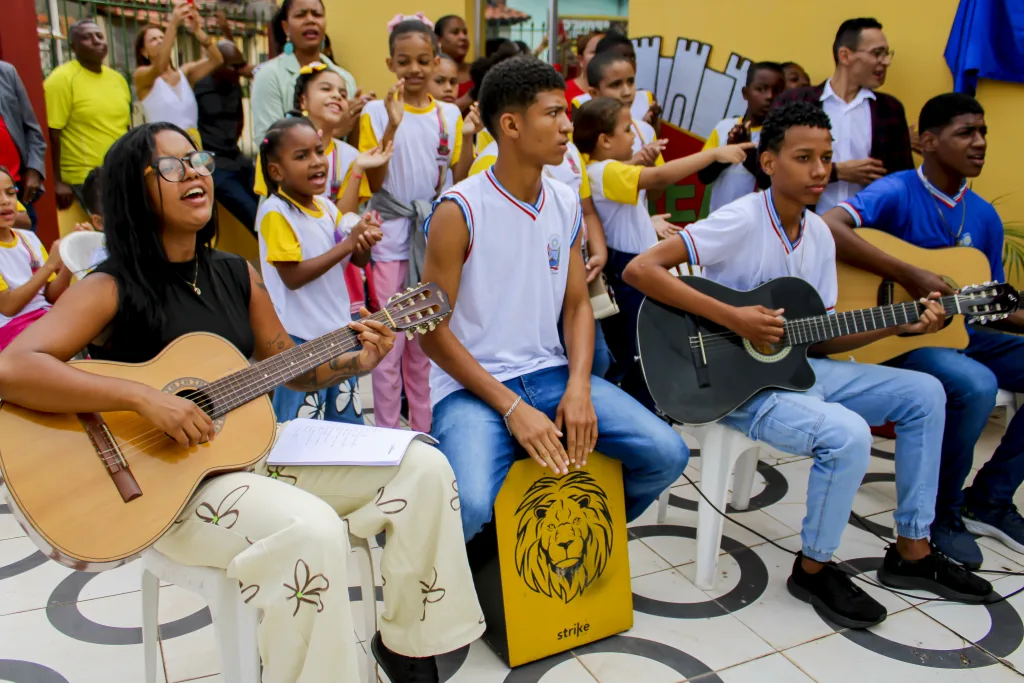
[291,354,363,391]
[253,272,269,293]
[266,331,288,353]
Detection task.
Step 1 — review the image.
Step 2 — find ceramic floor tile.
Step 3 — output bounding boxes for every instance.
[629,537,672,578]
[0,535,73,616]
[0,598,168,682]
[577,647,698,682]
[0,510,26,542]
[713,652,816,682]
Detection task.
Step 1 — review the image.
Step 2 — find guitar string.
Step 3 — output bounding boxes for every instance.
[87,309,404,467]
[90,308,395,449]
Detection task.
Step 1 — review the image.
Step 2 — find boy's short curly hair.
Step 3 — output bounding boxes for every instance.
[758,101,832,156]
[479,55,565,139]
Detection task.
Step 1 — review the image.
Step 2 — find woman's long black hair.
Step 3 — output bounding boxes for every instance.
[100,122,217,336]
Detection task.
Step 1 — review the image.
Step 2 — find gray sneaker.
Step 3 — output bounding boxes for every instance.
[964,504,1024,556]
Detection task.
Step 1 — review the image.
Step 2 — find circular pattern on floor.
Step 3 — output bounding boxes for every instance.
[666,461,789,513]
[824,557,1024,668]
[628,525,769,618]
[45,571,211,645]
[0,660,70,683]
[501,635,723,683]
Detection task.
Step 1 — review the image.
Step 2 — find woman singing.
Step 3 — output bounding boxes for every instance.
[0,122,483,683]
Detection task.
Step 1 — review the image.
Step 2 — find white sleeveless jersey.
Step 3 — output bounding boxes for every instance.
[257,194,352,341]
[423,170,583,406]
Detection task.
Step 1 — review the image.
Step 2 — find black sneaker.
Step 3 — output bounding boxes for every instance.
[370,632,439,683]
[786,553,887,629]
[876,544,995,604]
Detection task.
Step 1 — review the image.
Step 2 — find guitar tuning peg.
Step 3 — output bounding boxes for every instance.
[428,320,437,331]
[405,330,415,340]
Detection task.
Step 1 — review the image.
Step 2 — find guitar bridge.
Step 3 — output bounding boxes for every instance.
[78,413,142,503]
[686,316,712,389]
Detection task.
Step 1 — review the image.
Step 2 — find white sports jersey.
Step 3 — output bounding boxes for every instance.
[573,89,654,123]
[678,189,838,311]
[0,229,52,327]
[703,117,761,213]
[469,140,590,198]
[423,169,583,407]
[359,96,463,262]
[257,193,353,341]
[587,158,656,254]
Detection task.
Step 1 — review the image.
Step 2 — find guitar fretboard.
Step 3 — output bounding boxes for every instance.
[783,296,962,346]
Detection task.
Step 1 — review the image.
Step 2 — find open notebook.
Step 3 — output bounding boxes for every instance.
[267,419,438,467]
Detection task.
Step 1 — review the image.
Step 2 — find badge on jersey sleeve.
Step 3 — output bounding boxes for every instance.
[548,236,561,272]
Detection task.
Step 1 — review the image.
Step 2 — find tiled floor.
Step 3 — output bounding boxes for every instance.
[2,385,1023,682]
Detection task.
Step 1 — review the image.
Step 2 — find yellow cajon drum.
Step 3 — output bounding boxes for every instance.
[473,452,633,667]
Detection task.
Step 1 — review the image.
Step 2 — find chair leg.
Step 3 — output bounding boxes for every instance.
[235,599,262,683]
[209,578,245,683]
[729,448,760,512]
[694,428,742,590]
[141,569,161,683]
[350,535,378,683]
[656,488,671,523]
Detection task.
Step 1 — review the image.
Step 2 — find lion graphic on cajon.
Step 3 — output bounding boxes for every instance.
[513,471,613,603]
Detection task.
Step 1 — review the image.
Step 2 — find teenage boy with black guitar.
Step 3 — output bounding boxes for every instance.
[623,102,993,629]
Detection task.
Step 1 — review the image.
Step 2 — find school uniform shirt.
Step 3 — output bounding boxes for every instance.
[587,158,656,254]
[703,117,761,213]
[422,169,583,407]
[257,192,352,341]
[0,229,54,327]
[359,96,463,263]
[572,89,655,123]
[630,117,663,163]
[679,188,838,312]
[839,167,1005,282]
[253,137,361,201]
[469,140,591,199]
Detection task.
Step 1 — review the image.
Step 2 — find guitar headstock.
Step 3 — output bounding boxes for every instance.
[958,282,1020,324]
[385,282,452,339]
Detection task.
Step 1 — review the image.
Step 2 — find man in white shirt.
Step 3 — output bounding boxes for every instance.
[420,56,688,542]
[769,18,914,213]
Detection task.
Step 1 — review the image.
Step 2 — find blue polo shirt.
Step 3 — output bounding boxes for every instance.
[838,167,1005,283]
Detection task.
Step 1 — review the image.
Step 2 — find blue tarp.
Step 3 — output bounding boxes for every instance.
[944,0,1024,93]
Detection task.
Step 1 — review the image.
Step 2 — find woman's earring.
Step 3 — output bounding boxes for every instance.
[283,38,294,55]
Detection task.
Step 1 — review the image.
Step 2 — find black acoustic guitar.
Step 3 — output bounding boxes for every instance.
[636,276,1019,425]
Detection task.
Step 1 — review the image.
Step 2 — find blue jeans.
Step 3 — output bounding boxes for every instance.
[557,316,612,379]
[432,365,689,540]
[271,334,364,425]
[213,165,259,234]
[722,358,945,562]
[892,328,1024,521]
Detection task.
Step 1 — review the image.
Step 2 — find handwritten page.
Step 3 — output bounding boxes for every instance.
[267,419,437,467]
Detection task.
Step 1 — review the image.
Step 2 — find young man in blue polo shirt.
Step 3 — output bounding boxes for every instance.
[824,92,1024,568]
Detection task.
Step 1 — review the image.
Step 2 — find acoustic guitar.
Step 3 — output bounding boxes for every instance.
[0,283,449,571]
[636,276,1018,425]
[832,228,994,364]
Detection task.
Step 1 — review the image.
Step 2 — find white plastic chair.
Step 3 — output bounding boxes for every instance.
[657,423,788,589]
[142,527,378,683]
[58,230,106,279]
[997,389,1020,426]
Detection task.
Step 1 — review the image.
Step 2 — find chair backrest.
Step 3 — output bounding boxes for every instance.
[59,231,108,280]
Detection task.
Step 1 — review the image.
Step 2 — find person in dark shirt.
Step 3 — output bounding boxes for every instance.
[194,41,259,233]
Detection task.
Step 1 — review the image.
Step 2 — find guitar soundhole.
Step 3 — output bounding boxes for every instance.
[742,338,792,364]
[162,377,227,433]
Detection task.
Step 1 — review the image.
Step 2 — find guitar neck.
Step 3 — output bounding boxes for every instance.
[786,295,962,346]
[196,324,373,419]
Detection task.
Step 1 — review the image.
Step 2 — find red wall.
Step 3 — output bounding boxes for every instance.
[0,1,59,244]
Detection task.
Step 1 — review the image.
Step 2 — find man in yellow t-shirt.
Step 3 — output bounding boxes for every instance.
[44,19,130,211]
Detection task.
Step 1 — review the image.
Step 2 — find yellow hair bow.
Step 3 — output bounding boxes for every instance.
[298,61,328,75]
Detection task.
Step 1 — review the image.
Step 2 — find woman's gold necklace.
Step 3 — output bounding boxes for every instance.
[181,255,201,296]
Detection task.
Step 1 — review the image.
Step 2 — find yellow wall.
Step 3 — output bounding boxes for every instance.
[629,0,1024,240]
[325,0,481,97]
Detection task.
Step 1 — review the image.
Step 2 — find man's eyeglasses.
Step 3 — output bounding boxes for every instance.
[146,151,216,182]
[856,47,895,62]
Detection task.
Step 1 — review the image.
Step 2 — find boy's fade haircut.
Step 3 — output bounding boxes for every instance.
[918,92,984,134]
[593,30,633,56]
[478,55,565,139]
[389,19,438,55]
[745,61,784,87]
[586,51,632,89]
[82,167,103,216]
[572,97,627,156]
[757,101,832,157]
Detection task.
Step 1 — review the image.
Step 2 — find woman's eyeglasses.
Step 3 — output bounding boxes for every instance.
[146,150,216,182]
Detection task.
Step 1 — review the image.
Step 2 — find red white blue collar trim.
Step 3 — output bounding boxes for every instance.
[917,166,967,208]
[764,188,805,254]
[485,169,545,220]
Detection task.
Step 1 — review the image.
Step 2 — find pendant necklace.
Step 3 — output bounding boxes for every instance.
[181,255,201,296]
[931,194,966,246]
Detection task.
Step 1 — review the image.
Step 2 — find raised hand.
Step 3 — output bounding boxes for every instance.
[727,120,752,145]
[385,80,406,128]
[353,141,394,173]
[462,103,482,138]
[347,211,383,252]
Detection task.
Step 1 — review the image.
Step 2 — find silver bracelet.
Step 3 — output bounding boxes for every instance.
[502,396,522,435]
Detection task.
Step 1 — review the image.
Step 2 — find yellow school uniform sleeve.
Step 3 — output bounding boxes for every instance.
[702,127,721,152]
[358,112,379,152]
[44,67,73,130]
[475,129,494,154]
[260,211,303,262]
[252,153,268,197]
[0,273,7,291]
[579,163,592,199]
[601,161,643,205]
[469,154,497,177]
[451,115,464,167]
[16,200,25,212]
